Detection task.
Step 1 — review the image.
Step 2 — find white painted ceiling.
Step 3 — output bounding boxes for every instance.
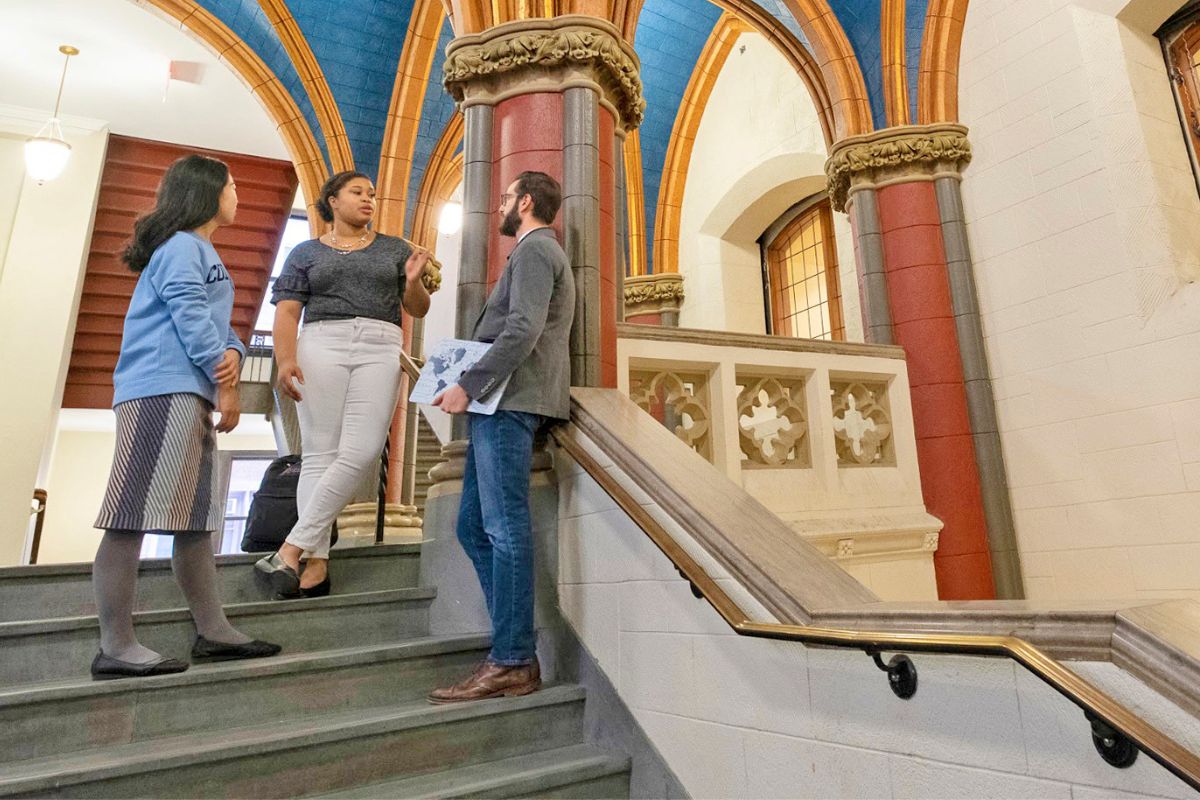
[0,0,289,160]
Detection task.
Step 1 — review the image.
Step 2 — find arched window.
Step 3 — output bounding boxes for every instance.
[1162,5,1200,190]
[760,197,845,341]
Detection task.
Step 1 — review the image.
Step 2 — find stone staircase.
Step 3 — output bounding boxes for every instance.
[0,546,631,798]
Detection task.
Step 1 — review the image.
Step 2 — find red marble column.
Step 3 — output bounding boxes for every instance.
[486,92,565,286]
[875,181,995,600]
[482,90,619,388]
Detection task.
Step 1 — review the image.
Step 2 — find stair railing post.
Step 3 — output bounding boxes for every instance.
[376,432,389,545]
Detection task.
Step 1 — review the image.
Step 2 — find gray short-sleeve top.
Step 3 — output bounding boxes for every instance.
[271,234,412,326]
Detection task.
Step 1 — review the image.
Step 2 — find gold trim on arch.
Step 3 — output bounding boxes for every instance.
[650,13,748,276]
[881,0,910,126]
[140,0,328,230]
[623,130,648,277]
[378,0,449,235]
[256,0,355,172]
[410,112,466,249]
[705,0,871,138]
[918,0,966,124]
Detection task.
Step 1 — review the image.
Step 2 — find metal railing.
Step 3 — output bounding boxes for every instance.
[547,407,1200,792]
[28,490,47,565]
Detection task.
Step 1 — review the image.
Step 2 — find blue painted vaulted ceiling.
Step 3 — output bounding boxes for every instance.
[193,0,930,240]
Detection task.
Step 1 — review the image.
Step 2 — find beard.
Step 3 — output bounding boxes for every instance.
[498,205,521,237]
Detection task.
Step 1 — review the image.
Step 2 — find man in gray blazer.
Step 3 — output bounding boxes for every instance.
[429,171,575,703]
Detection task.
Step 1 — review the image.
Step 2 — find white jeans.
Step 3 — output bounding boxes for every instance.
[286,318,402,558]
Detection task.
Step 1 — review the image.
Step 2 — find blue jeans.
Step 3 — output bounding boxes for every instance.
[457,410,543,666]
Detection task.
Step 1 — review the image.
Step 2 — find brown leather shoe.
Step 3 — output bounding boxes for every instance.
[427,660,541,704]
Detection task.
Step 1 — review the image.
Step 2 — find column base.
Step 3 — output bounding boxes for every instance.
[333,502,423,547]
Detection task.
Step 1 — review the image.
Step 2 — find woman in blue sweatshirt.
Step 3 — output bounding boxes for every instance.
[90,155,281,680]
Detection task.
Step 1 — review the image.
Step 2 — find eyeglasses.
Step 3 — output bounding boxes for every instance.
[498,192,522,207]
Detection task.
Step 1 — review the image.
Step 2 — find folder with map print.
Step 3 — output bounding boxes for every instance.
[408,337,509,416]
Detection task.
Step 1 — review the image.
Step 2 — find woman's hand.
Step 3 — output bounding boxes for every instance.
[404,246,432,286]
[214,349,241,387]
[215,383,241,433]
[276,359,305,402]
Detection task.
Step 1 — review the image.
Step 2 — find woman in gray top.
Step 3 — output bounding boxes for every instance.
[255,171,431,598]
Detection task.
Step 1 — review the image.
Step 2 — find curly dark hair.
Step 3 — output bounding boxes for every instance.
[315,170,373,223]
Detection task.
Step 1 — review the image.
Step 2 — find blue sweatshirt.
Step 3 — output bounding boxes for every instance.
[112,231,246,407]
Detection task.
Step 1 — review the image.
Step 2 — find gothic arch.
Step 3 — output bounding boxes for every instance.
[410,112,466,248]
[378,0,449,235]
[255,0,356,171]
[140,0,329,228]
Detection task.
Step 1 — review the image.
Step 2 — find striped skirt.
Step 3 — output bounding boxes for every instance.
[94,393,221,533]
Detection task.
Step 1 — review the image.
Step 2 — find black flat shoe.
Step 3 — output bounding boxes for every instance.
[300,576,331,598]
[254,552,300,597]
[191,636,282,662]
[90,652,189,681]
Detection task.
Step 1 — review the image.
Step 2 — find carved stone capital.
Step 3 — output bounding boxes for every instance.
[443,16,645,130]
[623,273,684,319]
[825,124,972,212]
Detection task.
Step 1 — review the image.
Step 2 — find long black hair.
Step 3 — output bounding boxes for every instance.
[315,170,372,223]
[122,154,229,272]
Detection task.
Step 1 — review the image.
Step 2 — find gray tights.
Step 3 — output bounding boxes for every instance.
[92,530,251,664]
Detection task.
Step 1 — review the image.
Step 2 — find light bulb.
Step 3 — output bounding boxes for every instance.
[24,136,72,184]
[438,202,463,235]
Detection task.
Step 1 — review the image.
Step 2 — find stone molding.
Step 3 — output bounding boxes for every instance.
[616,321,907,360]
[825,123,972,211]
[443,16,645,130]
[623,273,683,318]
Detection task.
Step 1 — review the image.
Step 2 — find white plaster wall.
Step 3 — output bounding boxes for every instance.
[0,135,26,272]
[0,111,108,566]
[420,182,464,445]
[960,1,1200,603]
[676,32,862,342]
[37,411,281,564]
[0,0,289,160]
[555,435,1192,799]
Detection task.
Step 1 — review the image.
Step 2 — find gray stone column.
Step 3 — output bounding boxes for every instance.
[563,86,603,387]
[847,188,894,345]
[936,177,1025,599]
[614,130,628,323]
[451,103,495,442]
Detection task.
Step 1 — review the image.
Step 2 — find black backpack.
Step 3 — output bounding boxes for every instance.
[240,455,338,552]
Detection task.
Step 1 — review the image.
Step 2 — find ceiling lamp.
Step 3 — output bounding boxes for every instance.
[24,45,79,185]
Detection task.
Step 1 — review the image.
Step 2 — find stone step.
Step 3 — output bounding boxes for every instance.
[0,634,490,765]
[0,587,435,688]
[0,685,587,798]
[314,744,631,799]
[0,544,421,622]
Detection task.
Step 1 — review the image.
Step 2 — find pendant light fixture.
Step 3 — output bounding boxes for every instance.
[24,45,79,185]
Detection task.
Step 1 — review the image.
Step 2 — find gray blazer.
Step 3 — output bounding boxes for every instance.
[457,228,576,420]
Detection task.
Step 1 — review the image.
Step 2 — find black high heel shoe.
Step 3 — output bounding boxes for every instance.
[300,575,331,598]
[254,551,300,598]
